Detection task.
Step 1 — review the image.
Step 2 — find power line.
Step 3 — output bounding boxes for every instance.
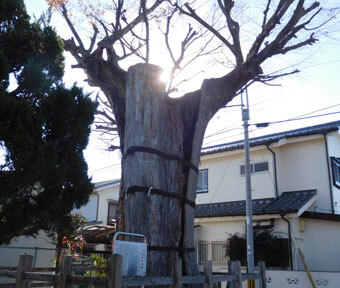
[285,103,340,119]
[204,103,340,143]
[203,104,340,147]
[88,163,121,173]
[204,126,243,139]
[253,110,340,128]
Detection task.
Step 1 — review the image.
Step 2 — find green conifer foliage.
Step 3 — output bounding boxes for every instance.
[0,0,96,244]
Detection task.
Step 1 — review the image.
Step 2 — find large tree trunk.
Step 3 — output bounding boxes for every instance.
[122,63,201,276]
[120,63,245,277]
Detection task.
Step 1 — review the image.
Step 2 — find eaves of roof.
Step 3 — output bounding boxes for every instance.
[201,120,340,156]
[94,179,120,190]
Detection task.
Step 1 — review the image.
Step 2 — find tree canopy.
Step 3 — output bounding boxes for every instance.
[0,0,96,244]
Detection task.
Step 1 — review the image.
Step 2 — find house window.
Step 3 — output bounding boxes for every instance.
[196,169,208,193]
[331,157,340,189]
[197,240,209,264]
[197,240,227,265]
[107,202,118,225]
[240,161,269,176]
[211,240,227,265]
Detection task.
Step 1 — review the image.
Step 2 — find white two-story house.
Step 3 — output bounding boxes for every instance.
[195,120,340,272]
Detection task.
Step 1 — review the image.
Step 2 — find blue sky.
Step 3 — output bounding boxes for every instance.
[25,0,340,182]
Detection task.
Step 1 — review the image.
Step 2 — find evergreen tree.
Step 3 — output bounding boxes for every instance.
[0,0,96,244]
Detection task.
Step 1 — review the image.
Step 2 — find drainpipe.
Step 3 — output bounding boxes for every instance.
[266,145,279,199]
[323,132,335,214]
[95,192,100,221]
[281,214,293,270]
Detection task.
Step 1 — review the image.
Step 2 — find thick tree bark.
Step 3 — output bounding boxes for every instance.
[122,64,191,276]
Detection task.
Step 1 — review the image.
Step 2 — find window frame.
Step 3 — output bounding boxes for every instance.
[196,169,208,193]
[331,157,340,189]
[240,161,269,176]
[107,201,118,225]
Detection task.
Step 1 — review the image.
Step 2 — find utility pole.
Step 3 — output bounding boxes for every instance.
[241,89,255,275]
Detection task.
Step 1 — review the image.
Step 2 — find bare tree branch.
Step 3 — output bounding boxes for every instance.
[115,0,124,31]
[141,0,150,62]
[95,110,116,125]
[175,3,235,54]
[262,0,272,30]
[95,125,118,132]
[279,33,317,54]
[217,0,243,65]
[249,1,321,65]
[247,0,295,61]
[61,4,86,52]
[97,0,162,50]
[88,23,99,53]
[166,22,198,92]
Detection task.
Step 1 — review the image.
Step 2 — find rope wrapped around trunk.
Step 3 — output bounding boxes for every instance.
[122,146,199,173]
[126,185,195,208]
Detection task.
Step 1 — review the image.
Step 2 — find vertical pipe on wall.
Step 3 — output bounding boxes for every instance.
[281,214,293,270]
[266,145,279,199]
[323,132,335,214]
[33,247,38,268]
[96,192,100,221]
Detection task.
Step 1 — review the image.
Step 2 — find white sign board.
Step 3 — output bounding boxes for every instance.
[112,233,147,276]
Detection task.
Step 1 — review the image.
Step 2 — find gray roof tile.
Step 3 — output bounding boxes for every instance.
[195,190,316,218]
[202,120,340,155]
[262,190,316,213]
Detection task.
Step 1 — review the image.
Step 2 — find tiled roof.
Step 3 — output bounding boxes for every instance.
[195,198,274,218]
[195,190,316,218]
[262,190,316,213]
[201,120,340,155]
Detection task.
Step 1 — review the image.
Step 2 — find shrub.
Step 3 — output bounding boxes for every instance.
[225,230,289,268]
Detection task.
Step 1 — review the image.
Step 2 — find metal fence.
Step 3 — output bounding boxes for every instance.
[197,240,228,265]
[0,245,56,268]
[0,245,56,284]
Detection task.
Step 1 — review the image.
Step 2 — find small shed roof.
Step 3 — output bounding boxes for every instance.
[78,224,116,245]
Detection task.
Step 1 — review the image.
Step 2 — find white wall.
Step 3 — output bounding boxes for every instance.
[328,130,340,157]
[217,270,340,288]
[96,184,120,224]
[6,231,55,249]
[266,270,340,288]
[195,216,288,242]
[74,182,120,224]
[195,218,245,241]
[74,193,98,221]
[291,217,340,272]
[276,136,332,213]
[196,148,275,204]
